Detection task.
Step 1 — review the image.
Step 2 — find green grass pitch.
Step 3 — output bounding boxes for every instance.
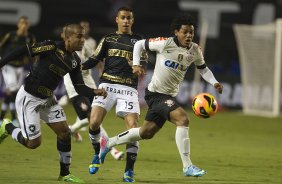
[0,104,281,184]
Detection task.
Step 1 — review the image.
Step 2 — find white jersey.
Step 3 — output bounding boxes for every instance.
[64,37,97,98]
[147,37,205,97]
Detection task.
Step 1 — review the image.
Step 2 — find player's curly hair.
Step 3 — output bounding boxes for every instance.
[170,13,196,34]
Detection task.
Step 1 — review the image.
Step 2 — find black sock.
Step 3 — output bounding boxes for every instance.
[125,152,137,171]
[60,162,70,176]
[57,138,71,176]
[5,123,16,134]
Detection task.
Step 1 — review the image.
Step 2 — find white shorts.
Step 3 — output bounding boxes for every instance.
[92,83,140,117]
[2,65,25,92]
[16,86,67,140]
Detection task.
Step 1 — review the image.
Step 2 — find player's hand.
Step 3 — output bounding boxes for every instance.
[94,88,107,99]
[132,65,145,76]
[214,83,223,94]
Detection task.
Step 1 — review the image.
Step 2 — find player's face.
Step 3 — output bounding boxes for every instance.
[175,25,194,48]
[80,21,90,36]
[17,18,29,35]
[116,10,134,34]
[67,28,85,52]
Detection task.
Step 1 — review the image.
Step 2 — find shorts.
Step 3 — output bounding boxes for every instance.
[92,83,140,117]
[16,86,67,140]
[70,95,93,120]
[144,88,179,128]
[2,65,25,92]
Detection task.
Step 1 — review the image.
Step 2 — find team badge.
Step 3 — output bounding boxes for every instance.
[131,39,138,45]
[29,125,36,132]
[80,102,88,111]
[72,60,77,68]
[164,99,175,107]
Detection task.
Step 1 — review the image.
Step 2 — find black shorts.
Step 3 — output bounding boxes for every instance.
[144,88,179,128]
[70,95,93,120]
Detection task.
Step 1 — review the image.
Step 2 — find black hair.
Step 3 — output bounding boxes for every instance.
[116,6,133,16]
[170,13,196,34]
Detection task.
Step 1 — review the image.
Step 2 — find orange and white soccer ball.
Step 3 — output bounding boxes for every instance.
[192,93,218,118]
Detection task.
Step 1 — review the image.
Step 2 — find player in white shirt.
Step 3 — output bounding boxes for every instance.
[98,14,223,179]
[63,21,124,160]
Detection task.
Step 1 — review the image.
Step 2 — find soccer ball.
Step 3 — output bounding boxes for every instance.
[192,93,218,118]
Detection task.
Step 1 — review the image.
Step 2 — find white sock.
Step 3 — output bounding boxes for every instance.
[175,126,192,168]
[11,128,21,141]
[70,117,88,133]
[100,125,109,137]
[109,128,141,148]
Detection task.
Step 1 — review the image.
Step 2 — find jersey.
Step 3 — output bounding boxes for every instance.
[145,37,205,97]
[93,32,145,89]
[64,37,97,98]
[0,31,36,67]
[0,40,95,99]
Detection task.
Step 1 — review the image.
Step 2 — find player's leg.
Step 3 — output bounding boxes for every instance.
[122,113,139,182]
[169,107,206,177]
[0,86,42,148]
[88,83,115,174]
[9,91,18,121]
[44,104,84,183]
[100,125,124,160]
[0,65,17,120]
[0,94,10,120]
[69,95,91,142]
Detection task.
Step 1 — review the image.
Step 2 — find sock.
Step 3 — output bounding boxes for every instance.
[109,128,141,148]
[10,128,27,146]
[70,117,88,133]
[175,126,192,168]
[57,138,71,176]
[89,127,101,154]
[100,125,109,137]
[125,141,139,171]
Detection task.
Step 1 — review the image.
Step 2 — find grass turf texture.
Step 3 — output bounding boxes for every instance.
[0,104,281,184]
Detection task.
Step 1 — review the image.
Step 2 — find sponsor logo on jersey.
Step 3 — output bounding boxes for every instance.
[149,37,167,42]
[164,60,188,71]
[105,86,134,96]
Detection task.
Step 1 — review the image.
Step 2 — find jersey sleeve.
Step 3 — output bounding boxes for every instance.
[28,40,56,57]
[68,55,95,97]
[193,44,205,66]
[147,37,168,53]
[93,37,107,61]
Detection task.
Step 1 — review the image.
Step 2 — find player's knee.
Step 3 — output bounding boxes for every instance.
[26,139,41,149]
[141,130,156,139]
[58,128,71,140]
[176,116,190,126]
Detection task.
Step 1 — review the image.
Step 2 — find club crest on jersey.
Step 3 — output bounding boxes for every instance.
[165,99,175,107]
[72,60,77,68]
[131,39,138,45]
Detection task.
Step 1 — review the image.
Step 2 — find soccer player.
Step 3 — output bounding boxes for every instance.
[63,21,124,160]
[0,16,36,124]
[82,6,147,182]
[0,24,107,183]
[98,14,223,179]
